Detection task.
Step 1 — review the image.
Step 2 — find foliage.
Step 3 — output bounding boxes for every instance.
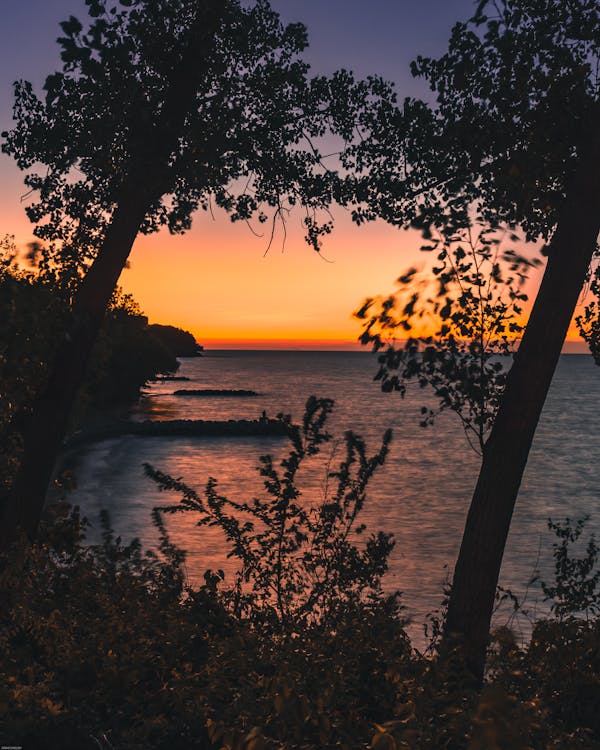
[148,323,203,357]
[0,239,178,500]
[0,504,222,749]
[0,235,64,406]
[83,298,179,409]
[147,396,398,633]
[345,0,600,679]
[343,0,600,242]
[202,598,411,750]
[0,234,188,422]
[486,518,600,742]
[0,0,397,541]
[3,504,600,748]
[536,516,600,620]
[356,223,540,453]
[345,0,600,452]
[576,254,600,364]
[0,503,411,749]
[370,517,600,750]
[0,236,67,496]
[0,392,411,749]
[2,0,393,280]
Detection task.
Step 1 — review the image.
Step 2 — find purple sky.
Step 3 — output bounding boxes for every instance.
[0,0,479,241]
[6,2,582,350]
[0,1,477,127]
[0,0,479,231]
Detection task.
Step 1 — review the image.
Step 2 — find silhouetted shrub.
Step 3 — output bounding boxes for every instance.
[2,437,600,748]
[147,396,399,634]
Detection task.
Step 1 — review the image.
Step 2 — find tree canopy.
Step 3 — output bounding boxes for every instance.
[346,0,600,681]
[345,0,600,240]
[0,0,395,544]
[2,0,388,277]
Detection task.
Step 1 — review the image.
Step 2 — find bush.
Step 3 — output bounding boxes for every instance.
[2,409,600,748]
[0,505,221,749]
[147,396,399,634]
[0,401,411,749]
[0,503,411,750]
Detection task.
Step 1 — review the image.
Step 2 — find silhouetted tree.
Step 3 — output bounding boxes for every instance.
[0,236,65,502]
[148,323,202,357]
[576,257,600,364]
[0,238,177,501]
[356,222,540,455]
[347,0,600,679]
[1,0,388,544]
[83,295,179,410]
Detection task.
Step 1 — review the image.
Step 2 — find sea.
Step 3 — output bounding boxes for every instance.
[65,351,600,646]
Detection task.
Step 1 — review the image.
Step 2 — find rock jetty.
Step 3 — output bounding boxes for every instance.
[148,375,191,382]
[172,389,258,397]
[65,418,288,448]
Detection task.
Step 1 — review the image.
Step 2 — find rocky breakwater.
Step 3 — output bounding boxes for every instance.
[172,389,258,397]
[65,417,289,448]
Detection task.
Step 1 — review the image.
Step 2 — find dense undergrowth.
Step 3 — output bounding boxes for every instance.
[2,400,600,749]
[2,509,600,749]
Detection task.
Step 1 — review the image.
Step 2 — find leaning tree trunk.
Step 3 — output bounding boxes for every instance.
[443,146,600,682]
[0,184,155,546]
[0,4,223,548]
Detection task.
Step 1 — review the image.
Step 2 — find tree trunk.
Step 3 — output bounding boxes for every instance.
[0,186,157,546]
[443,148,600,682]
[0,3,223,547]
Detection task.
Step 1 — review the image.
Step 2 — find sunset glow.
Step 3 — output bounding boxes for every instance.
[3,4,600,741]
[0,0,591,353]
[3,195,591,350]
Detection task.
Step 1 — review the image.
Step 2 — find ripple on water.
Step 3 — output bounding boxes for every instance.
[66,351,600,646]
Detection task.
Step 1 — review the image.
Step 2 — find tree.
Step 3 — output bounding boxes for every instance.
[0,237,178,504]
[0,236,65,505]
[345,0,600,679]
[82,293,180,411]
[356,222,539,455]
[1,0,388,544]
[148,323,203,357]
[576,255,600,364]
[147,396,396,634]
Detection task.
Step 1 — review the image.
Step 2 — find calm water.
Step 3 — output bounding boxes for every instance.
[66,351,600,644]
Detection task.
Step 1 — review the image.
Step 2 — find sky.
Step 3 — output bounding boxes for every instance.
[0,0,589,350]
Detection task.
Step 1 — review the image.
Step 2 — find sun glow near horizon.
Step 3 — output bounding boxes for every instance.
[117,206,588,353]
[116,207,428,348]
[0,0,594,358]
[3,200,590,353]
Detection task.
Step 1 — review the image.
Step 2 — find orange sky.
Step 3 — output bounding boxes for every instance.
[100,206,590,352]
[1,190,591,351]
[122,207,422,348]
[0,1,592,352]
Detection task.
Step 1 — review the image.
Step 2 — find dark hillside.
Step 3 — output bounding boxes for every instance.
[149,324,203,357]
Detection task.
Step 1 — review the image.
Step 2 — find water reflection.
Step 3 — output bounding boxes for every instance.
[67,352,600,645]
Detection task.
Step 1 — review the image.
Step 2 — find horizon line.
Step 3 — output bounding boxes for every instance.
[195,340,591,354]
[196,339,365,351]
